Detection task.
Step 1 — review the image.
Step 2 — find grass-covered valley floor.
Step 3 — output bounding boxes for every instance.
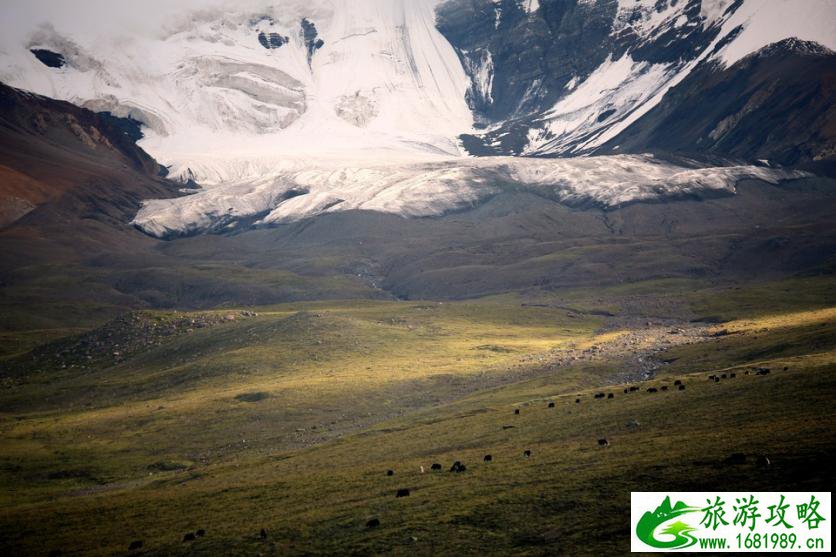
[1,276,834,555]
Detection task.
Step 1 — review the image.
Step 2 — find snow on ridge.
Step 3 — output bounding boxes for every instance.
[524,54,673,156]
[712,0,836,66]
[132,155,806,238]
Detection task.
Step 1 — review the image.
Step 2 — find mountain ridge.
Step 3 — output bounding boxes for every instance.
[443,0,836,158]
[595,37,836,165]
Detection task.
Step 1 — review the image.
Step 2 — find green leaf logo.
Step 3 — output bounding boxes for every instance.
[636,496,700,549]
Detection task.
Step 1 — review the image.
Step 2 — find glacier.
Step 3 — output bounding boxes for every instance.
[131,154,806,238]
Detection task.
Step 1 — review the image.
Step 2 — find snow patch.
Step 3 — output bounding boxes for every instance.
[614,0,687,40]
[564,75,579,91]
[521,0,540,14]
[525,54,673,155]
[700,0,737,26]
[462,48,494,105]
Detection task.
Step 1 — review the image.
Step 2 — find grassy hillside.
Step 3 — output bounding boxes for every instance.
[1,277,834,555]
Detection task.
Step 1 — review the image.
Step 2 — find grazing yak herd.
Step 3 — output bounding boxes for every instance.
[379,365,780,514]
[122,366,779,550]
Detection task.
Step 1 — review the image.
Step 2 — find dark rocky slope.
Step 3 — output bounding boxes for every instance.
[598,39,836,166]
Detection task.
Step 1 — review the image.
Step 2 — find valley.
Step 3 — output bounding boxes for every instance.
[1,277,834,555]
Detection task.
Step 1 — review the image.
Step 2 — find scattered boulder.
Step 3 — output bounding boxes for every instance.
[395,488,410,498]
[235,391,269,403]
[724,452,747,465]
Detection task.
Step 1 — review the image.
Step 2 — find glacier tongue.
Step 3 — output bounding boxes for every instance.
[131,155,806,238]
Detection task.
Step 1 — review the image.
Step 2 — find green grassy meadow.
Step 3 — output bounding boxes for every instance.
[0,277,834,555]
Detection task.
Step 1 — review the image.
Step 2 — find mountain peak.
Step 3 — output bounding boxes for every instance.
[752,37,835,59]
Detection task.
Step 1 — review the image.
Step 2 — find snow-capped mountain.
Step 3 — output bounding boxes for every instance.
[0,0,832,237]
[440,0,836,156]
[1,0,473,166]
